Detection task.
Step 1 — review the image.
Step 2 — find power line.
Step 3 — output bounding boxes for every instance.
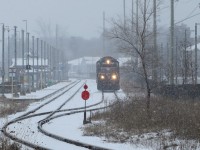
[185,5,199,18]
[175,12,200,24]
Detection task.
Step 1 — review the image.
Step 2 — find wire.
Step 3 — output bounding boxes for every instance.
[185,5,199,19]
[175,12,200,24]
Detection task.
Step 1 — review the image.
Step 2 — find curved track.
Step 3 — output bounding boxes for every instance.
[1,80,120,150]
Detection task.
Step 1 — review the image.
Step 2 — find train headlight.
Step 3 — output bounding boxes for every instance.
[100,75,105,80]
[106,59,110,64]
[111,74,117,80]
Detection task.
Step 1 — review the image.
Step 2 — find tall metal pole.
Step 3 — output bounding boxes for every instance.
[21,29,26,95]
[195,23,198,84]
[47,44,50,84]
[6,27,10,81]
[131,0,134,32]
[184,30,187,84]
[170,0,174,85]
[123,0,126,28]
[55,25,58,81]
[36,38,39,89]
[44,41,46,87]
[136,0,138,34]
[40,40,43,89]
[103,11,105,56]
[49,45,51,82]
[175,37,178,85]
[136,0,139,67]
[14,26,19,97]
[32,36,35,91]
[27,32,30,93]
[1,24,5,97]
[153,0,158,82]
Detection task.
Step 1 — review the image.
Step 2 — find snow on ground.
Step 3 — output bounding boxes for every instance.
[0,79,150,150]
[4,79,76,100]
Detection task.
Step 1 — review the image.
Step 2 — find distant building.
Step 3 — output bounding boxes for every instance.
[9,56,49,88]
[68,56,131,79]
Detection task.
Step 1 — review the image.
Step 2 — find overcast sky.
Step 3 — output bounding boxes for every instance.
[0,0,200,39]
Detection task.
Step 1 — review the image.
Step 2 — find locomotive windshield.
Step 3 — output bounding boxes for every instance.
[100,67,118,72]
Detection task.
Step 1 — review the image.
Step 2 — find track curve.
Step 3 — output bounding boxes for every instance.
[1,80,120,150]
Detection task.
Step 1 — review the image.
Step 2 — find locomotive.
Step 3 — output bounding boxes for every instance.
[96,56,120,91]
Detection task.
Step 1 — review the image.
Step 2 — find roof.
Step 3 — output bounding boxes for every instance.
[10,58,48,68]
[68,57,131,66]
[68,57,100,65]
[186,43,200,51]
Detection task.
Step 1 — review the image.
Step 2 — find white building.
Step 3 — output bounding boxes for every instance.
[9,56,49,87]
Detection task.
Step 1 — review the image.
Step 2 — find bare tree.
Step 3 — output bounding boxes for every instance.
[108,0,161,112]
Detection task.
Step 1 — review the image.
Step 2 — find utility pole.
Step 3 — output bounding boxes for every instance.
[153,0,158,82]
[49,46,52,83]
[1,24,5,98]
[160,43,163,82]
[40,40,43,89]
[103,11,105,56]
[44,41,46,87]
[123,0,126,28]
[36,38,39,89]
[27,32,30,93]
[56,25,58,81]
[131,0,134,32]
[21,30,26,95]
[136,0,139,67]
[167,43,170,82]
[170,0,174,85]
[195,23,198,84]
[184,29,187,84]
[13,26,19,97]
[6,27,10,81]
[175,37,178,85]
[32,36,35,91]
[136,0,138,35]
[47,44,50,84]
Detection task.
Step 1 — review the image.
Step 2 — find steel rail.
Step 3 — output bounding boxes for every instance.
[1,80,84,149]
[2,86,119,150]
[18,80,81,118]
[37,91,119,150]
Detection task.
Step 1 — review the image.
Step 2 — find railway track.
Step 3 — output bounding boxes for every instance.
[1,80,120,150]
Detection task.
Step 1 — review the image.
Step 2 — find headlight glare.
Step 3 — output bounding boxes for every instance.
[100,75,105,80]
[111,74,117,80]
[106,59,110,64]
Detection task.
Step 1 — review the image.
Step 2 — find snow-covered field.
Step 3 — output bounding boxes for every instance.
[0,79,150,150]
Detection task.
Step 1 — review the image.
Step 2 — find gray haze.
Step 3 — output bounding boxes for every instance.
[0,0,200,39]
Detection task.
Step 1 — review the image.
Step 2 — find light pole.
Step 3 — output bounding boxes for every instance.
[5,26,10,82]
[170,0,174,85]
[123,0,126,28]
[36,38,39,89]
[1,23,5,98]
[13,26,19,97]
[49,45,51,84]
[40,40,43,89]
[44,42,47,87]
[32,36,36,91]
[20,29,26,95]
[23,20,28,92]
[195,23,200,84]
[23,20,27,36]
[27,32,31,93]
